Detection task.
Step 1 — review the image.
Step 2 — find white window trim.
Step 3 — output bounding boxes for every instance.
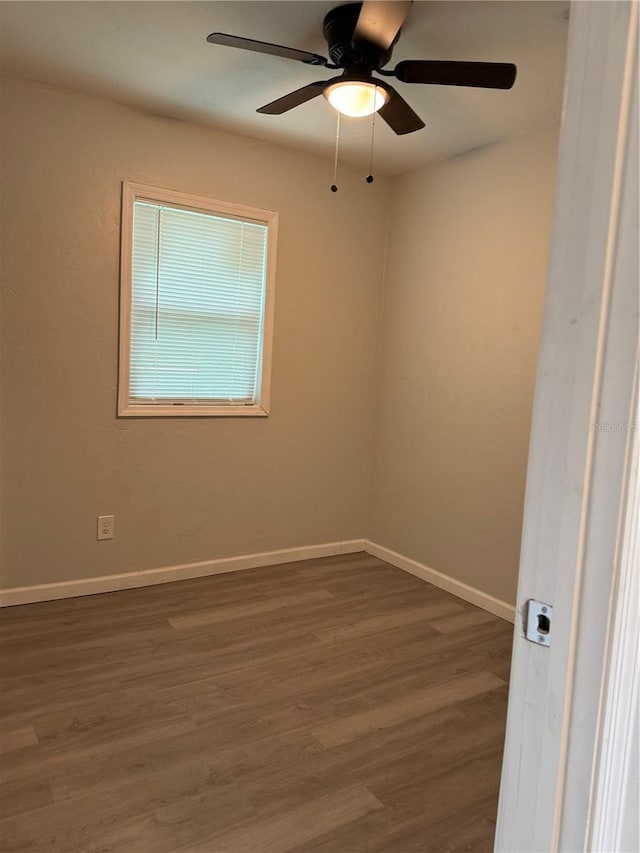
[118,181,278,418]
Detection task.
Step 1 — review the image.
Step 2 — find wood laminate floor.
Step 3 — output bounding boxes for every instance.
[0,553,513,853]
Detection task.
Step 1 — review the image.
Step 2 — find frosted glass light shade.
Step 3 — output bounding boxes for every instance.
[325,81,388,117]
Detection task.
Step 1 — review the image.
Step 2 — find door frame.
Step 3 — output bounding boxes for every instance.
[495,1,639,850]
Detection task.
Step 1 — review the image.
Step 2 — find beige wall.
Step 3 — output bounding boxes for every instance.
[368,125,560,605]
[0,77,559,603]
[0,77,390,588]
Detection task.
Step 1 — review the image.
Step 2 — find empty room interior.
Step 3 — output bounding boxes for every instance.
[0,1,569,850]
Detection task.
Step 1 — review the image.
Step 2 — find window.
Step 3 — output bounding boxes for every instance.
[118,182,277,417]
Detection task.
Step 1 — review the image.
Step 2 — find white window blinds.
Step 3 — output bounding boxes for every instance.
[128,200,269,406]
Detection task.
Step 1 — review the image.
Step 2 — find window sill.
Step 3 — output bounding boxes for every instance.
[117,403,269,418]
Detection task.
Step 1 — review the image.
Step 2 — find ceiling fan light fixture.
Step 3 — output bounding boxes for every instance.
[324,80,388,117]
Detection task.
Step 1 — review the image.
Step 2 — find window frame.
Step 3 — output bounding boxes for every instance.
[118,181,278,418]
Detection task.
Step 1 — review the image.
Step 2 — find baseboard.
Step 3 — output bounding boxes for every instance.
[0,540,366,607]
[364,540,515,623]
[0,537,516,621]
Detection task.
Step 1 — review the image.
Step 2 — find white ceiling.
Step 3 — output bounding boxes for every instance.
[0,1,569,175]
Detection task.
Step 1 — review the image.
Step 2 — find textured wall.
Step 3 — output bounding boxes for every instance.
[0,77,560,601]
[368,125,560,605]
[0,77,389,588]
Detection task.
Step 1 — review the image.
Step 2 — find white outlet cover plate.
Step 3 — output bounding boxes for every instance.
[97,515,114,540]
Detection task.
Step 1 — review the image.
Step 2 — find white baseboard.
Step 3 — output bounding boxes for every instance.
[364,540,515,623]
[0,537,516,622]
[0,540,366,607]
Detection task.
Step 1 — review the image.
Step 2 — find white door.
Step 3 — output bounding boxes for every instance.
[495,1,639,850]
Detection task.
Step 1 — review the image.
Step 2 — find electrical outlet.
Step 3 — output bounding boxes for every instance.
[97,515,114,541]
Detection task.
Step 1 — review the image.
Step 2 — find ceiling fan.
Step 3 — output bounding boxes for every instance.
[206,1,517,136]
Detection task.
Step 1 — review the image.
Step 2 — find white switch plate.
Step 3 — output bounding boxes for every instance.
[97,515,114,540]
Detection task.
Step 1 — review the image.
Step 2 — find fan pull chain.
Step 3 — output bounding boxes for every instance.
[331,112,341,192]
[366,108,376,184]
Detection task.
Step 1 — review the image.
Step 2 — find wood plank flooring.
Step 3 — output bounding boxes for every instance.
[0,553,513,852]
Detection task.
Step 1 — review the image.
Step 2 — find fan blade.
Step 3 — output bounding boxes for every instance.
[354,1,412,51]
[207,33,328,66]
[257,81,327,115]
[378,85,425,135]
[394,60,517,89]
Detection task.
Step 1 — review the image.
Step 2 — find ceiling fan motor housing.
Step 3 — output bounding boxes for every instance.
[322,3,395,70]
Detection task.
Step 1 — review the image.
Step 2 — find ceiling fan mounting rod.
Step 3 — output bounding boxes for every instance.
[323,3,396,71]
